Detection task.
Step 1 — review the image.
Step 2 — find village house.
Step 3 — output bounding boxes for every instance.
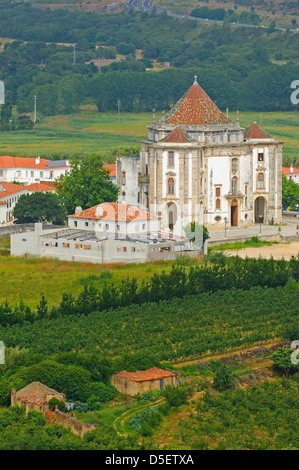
[10,202,189,263]
[0,181,56,224]
[111,367,179,396]
[117,77,283,235]
[0,156,72,185]
[103,163,117,184]
[282,165,299,184]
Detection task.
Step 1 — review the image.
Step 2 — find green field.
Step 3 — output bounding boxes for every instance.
[0,237,176,307]
[0,109,298,165]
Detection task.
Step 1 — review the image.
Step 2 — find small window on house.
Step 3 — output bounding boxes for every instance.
[142,223,146,230]
[105,224,109,231]
[122,171,126,186]
[245,185,248,195]
[258,152,264,162]
[168,178,174,195]
[245,197,248,208]
[84,245,91,250]
[31,171,34,177]
[74,221,77,227]
[232,158,238,174]
[123,247,127,252]
[215,187,221,197]
[145,164,148,175]
[257,173,264,189]
[216,199,221,210]
[85,222,88,227]
[40,171,43,178]
[62,243,70,248]
[168,151,174,167]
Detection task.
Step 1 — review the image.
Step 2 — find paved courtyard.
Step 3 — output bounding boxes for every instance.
[208,217,299,244]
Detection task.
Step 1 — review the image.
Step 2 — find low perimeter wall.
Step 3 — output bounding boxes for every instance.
[54,408,97,438]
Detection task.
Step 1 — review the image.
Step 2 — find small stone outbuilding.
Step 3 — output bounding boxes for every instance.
[112,367,178,396]
[11,381,65,415]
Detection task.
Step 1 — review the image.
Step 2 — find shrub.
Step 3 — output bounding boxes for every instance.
[213,365,234,392]
[162,385,188,407]
[26,410,46,426]
[48,397,65,411]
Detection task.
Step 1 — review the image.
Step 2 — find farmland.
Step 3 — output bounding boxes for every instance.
[0,109,298,167]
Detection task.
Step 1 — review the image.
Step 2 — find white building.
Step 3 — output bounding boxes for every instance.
[282,165,299,184]
[0,156,71,185]
[68,202,160,235]
[117,77,283,235]
[11,203,188,264]
[0,181,56,224]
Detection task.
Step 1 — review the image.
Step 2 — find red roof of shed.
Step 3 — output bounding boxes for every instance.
[115,367,176,382]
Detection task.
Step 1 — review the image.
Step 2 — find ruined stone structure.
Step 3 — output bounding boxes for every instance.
[11,381,65,415]
[11,382,96,439]
[112,367,178,396]
[117,77,283,235]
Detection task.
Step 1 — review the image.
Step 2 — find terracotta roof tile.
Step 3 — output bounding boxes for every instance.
[282,167,299,175]
[26,183,56,192]
[0,155,49,169]
[0,182,27,199]
[69,202,159,222]
[115,367,176,382]
[104,163,116,177]
[162,126,194,143]
[244,122,272,139]
[163,80,232,126]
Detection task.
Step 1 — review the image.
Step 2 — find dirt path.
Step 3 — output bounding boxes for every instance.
[225,242,299,260]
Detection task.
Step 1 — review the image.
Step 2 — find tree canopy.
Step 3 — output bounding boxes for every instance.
[13,192,67,225]
[282,174,299,210]
[55,154,119,214]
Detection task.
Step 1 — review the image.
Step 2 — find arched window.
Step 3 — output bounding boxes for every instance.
[168,178,174,195]
[232,158,238,174]
[232,177,238,195]
[216,198,221,210]
[257,173,264,189]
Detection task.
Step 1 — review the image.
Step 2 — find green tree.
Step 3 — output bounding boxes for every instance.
[184,222,209,248]
[272,348,299,378]
[282,174,299,209]
[213,364,234,391]
[13,192,67,225]
[55,154,119,214]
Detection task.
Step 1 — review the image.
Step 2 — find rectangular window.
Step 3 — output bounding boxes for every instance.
[40,172,43,178]
[85,222,88,227]
[168,151,174,167]
[31,171,34,177]
[122,171,126,186]
[74,221,78,227]
[258,152,264,162]
[123,247,127,252]
[62,243,70,248]
[75,244,83,249]
[215,187,221,197]
[84,244,91,250]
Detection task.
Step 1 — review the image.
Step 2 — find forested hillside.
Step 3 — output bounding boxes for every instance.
[0,1,298,117]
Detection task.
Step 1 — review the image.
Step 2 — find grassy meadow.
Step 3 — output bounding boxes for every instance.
[0,109,298,164]
[0,237,176,307]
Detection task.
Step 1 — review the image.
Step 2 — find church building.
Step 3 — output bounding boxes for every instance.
[116,77,283,234]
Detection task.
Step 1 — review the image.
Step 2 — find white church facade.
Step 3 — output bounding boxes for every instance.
[117,77,283,235]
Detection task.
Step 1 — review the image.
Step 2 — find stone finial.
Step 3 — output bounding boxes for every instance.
[194,75,198,84]
[226,107,229,117]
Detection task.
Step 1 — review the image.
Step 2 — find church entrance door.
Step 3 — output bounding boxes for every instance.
[255,197,265,223]
[231,199,238,227]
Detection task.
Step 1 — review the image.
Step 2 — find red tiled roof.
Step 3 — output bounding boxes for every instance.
[162,126,194,143]
[115,367,176,382]
[164,79,232,126]
[69,202,159,222]
[104,163,116,177]
[0,155,49,169]
[244,122,272,139]
[282,167,299,175]
[0,182,27,199]
[19,394,47,405]
[26,183,56,192]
